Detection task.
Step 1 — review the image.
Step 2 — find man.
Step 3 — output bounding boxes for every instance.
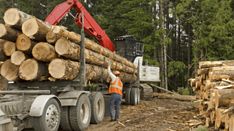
[108,63,123,121]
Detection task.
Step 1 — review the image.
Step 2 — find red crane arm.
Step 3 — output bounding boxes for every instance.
[45,0,115,51]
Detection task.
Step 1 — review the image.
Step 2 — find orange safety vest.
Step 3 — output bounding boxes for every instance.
[109,77,123,95]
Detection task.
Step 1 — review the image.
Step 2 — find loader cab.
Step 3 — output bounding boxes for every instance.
[114,35,143,62]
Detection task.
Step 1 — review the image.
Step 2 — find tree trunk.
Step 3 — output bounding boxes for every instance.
[0,24,19,41]
[22,18,51,41]
[16,33,36,52]
[55,38,135,73]
[3,8,33,29]
[3,41,16,56]
[0,59,19,81]
[49,59,136,82]
[32,42,57,62]
[19,59,48,81]
[11,51,26,65]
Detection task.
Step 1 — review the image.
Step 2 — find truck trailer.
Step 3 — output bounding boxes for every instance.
[0,0,159,131]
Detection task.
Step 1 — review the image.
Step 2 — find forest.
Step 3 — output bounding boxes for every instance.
[0,0,234,91]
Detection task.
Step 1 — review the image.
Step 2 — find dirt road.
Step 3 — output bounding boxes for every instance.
[87,95,200,131]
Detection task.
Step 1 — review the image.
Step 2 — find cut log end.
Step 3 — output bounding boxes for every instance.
[22,18,39,37]
[19,59,39,80]
[32,42,57,62]
[3,41,16,56]
[46,31,57,43]
[3,8,20,26]
[55,38,72,55]
[48,59,67,79]
[0,24,7,38]
[16,34,32,51]
[11,51,26,65]
[0,60,18,81]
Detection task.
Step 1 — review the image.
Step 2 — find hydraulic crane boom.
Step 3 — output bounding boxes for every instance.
[45,0,115,51]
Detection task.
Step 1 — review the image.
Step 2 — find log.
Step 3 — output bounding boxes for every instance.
[0,39,7,61]
[209,66,234,80]
[209,74,230,81]
[46,30,58,44]
[55,38,135,73]
[32,42,57,62]
[3,41,16,56]
[214,89,234,109]
[153,93,196,101]
[19,59,48,81]
[22,18,50,41]
[48,59,136,82]
[3,8,33,29]
[55,38,80,60]
[16,33,36,52]
[51,26,136,69]
[0,59,19,81]
[229,115,234,131]
[0,24,19,41]
[0,62,8,90]
[22,18,135,69]
[10,51,26,65]
[199,60,234,68]
[197,68,209,75]
[215,108,226,129]
[199,61,223,68]
[48,59,80,80]
[31,24,136,69]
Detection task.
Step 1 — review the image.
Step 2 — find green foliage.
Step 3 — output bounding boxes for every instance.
[168,61,186,78]
[193,125,208,131]
[177,87,190,95]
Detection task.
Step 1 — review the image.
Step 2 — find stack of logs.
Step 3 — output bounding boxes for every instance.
[189,60,234,130]
[0,8,137,86]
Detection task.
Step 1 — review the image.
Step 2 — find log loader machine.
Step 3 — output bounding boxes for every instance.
[0,0,159,130]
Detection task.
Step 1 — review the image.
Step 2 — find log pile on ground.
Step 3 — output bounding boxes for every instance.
[0,8,137,85]
[189,60,234,130]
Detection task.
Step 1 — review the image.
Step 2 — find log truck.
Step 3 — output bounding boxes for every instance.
[0,0,159,130]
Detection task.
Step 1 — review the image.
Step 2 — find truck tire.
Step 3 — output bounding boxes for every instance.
[32,98,61,131]
[125,88,131,105]
[136,88,140,104]
[89,92,105,124]
[60,107,72,131]
[130,88,138,105]
[69,94,91,131]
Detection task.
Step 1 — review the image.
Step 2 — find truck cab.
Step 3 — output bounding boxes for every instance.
[114,35,160,83]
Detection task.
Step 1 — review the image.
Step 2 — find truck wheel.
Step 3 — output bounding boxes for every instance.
[32,98,61,131]
[130,88,138,105]
[90,92,105,124]
[69,94,91,131]
[125,88,131,105]
[60,107,72,131]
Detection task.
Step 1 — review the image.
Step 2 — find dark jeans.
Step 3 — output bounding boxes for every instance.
[109,93,122,120]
